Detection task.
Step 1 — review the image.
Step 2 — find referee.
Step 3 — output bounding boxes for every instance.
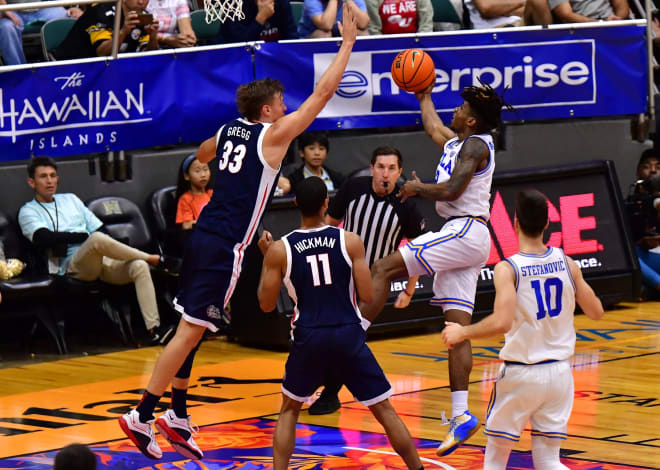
[309,145,426,415]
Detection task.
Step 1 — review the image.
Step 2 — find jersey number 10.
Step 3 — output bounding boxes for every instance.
[530,278,563,320]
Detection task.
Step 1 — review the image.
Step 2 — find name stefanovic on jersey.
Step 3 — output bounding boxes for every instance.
[519,259,568,277]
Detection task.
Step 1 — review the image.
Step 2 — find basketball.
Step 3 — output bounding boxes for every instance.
[391,49,436,93]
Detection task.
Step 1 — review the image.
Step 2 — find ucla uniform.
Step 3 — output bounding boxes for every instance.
[280,226,392,405]
[400,134,495,313]
[174,118,280,331]
[485,247,577,443]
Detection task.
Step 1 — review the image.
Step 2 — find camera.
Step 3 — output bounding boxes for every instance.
[137,12,153,25]
[625,173,660,241]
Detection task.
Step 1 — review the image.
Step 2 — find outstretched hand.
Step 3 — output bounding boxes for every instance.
[441,321,466,349]
[337,0,357,44]
[397,170,421,202]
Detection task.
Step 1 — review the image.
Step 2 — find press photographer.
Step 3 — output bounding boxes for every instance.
[626,149,660,296]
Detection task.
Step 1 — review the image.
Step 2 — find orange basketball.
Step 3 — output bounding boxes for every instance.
[391,49,436,93]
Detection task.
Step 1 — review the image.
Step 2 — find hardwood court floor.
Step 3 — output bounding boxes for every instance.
[0,302,658,468]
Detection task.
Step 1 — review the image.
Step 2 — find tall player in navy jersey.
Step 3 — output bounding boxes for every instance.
[119,3,359,460]
[442,189,604,469]
[258,177,424,470]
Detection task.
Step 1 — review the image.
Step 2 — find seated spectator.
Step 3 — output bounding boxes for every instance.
[147,0,197,48]
[298,0,369,38]
[53,0,159,60]
[525,0,629,25]
[366,0,433,34]
[0,0,81,65]
[175,154,212,231]
[18,157,175,345]
[54,443,97,470]
[464,0,524,29]
[288,131,344,193]
[218,0,299,43]
[626,149,660,297]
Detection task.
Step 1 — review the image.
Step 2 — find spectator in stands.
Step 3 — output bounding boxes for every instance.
[0,0,80,65]
[18,157,175,345]
[175,154,212,231]
[53,0,160,60]
[298,0,369,37]
[309,145,426,415]
[524,0,629,25]
[627,149,660,298]
[147,0,197,48]
[464,0,524,29]
[365,0,433,34]
[288,131,344,194]
[54,443,97,470]
[217,0,299,42]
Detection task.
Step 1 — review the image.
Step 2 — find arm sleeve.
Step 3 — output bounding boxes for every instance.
[416,0,433,32]
[176,194,194,223]
[32,228,89,248]
[326,181,350,220]
[18,205,49,242]
[365,0,382,34]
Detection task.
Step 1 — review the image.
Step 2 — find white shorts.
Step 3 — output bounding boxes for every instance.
[399,216,490,314]
[484,360,573,442]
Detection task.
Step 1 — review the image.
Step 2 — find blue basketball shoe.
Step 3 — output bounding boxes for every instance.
[436,410,480,456]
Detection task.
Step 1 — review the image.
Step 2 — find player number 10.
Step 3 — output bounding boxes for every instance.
[530,278,563,319]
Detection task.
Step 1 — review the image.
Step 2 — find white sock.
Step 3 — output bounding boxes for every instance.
[451,390,468,418]
[531,436,569,470]
[484,437,513,470]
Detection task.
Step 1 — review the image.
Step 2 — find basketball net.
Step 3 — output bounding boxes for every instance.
[203,0,245,24]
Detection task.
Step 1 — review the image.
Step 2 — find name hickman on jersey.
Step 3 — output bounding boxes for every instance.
[519,259,566,277]
[292,236,336,254]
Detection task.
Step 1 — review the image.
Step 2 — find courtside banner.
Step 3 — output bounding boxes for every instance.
[255,22,647,130]
[0,45,252,160]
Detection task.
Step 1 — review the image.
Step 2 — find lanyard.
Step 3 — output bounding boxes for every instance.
[36,198,58,232]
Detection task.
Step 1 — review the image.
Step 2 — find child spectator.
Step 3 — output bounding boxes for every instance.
[147,0,197,48]
[288,131,344,193]
[175,154,212,230]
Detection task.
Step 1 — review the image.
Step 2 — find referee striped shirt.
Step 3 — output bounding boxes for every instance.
[327,176,425,267]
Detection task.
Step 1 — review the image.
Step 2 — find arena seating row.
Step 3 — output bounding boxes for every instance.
[0,187,179,354]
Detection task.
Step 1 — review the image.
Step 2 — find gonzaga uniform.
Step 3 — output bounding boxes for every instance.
[400,134,495,313]
[174,118,280,331]
[280,226,392,405]
[485,247,577,443]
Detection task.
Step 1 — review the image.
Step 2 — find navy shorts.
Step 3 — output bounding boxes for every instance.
[282,323,393,406]
[173,228,239,332]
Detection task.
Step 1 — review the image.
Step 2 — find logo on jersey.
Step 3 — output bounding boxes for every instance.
[207,304,223,320]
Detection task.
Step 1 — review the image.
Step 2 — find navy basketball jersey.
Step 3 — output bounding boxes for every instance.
[282,226,363,328]
[196,118,280,244]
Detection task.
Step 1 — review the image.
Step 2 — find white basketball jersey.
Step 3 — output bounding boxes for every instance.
[435,134,495,219]
[499,247,577,363]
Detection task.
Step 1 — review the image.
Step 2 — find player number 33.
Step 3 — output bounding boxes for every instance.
[219,141,246,173]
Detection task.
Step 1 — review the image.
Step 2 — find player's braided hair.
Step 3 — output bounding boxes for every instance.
[460,77,515,133]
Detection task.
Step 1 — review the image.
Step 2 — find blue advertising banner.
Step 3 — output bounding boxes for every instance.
[255,22,648,130]
[0,45,252,160]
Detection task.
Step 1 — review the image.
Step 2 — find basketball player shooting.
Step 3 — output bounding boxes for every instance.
[359,80,514,457]
[118,2,359,460]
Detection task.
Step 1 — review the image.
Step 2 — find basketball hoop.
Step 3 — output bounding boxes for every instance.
[204,0,245,23]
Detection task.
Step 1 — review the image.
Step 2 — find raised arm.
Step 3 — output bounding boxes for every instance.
[257,238,286,312]
[261,1,358,168]
[196,132,220,164]
[442,261,516,347]
[568,256,604,320]
[345,231,373,303]
[416,86,456,148]
[397,137,488,202]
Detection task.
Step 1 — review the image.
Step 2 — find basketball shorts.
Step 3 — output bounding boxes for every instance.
[173,228,241,332]
[399,216,490,314]
[282,323,393,406]
[484,360,573,442]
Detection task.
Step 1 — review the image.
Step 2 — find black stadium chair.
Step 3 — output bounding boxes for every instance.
[149,186,182,257]
[0,211,65,354]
